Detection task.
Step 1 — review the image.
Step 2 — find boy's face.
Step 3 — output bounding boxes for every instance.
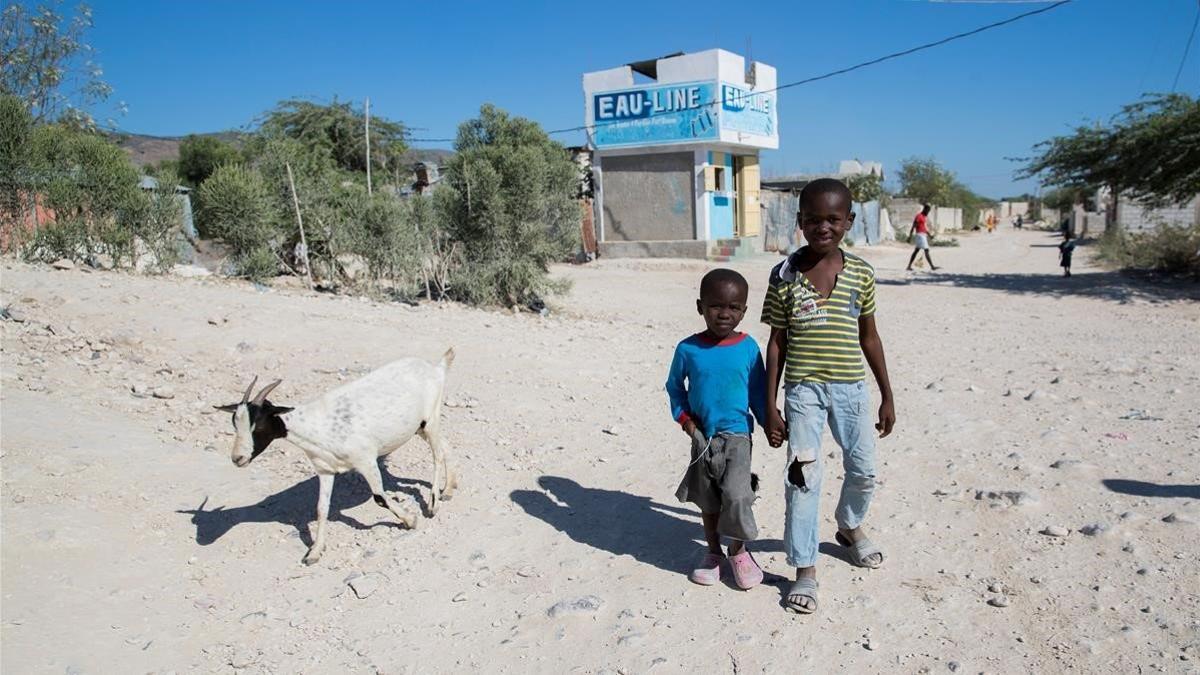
[798,191,855,254]
[696,281,748,339]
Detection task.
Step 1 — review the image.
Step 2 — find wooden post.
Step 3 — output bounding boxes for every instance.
[365,97,372,196]
[285,162,315,291]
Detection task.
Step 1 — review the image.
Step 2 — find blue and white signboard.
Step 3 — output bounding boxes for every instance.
[590,80,777,149]
[719,83,776,138]
[591,81,718,148]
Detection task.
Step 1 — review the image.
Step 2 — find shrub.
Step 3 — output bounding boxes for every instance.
[1099,224,1200,277]
[436,104,580,306]
[23,123,144,265]
[196,163,278,280]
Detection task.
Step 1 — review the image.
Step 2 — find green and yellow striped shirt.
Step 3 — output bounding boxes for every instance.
[761,251,877,383]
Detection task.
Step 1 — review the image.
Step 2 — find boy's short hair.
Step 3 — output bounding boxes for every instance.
[799,178,853,213]
[700,268,748,299]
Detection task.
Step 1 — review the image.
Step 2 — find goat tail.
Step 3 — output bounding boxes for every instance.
[440,346,456,370]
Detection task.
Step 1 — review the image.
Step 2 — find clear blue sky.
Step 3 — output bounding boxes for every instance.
[72,0,1200,197]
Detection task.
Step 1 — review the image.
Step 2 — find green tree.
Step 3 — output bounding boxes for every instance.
[178,134,241,187]
[0,2,122,129]
[847,172,885,203]
[436,104,580,306]
[897,157,955,205]
[259,98,407,177]
[1020,94,1200,209]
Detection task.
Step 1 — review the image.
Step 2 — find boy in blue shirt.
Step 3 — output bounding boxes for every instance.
[666,269,768,590]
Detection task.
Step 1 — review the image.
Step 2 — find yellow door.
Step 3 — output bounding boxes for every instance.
[735,155,760,236]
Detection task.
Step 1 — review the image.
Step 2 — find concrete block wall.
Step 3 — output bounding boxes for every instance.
[1117,195,1200,232]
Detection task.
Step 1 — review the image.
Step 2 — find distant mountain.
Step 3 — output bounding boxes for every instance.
[113,131,247,168]
[114,131,454,169]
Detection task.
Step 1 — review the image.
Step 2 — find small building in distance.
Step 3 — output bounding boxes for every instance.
[583,49,778,259]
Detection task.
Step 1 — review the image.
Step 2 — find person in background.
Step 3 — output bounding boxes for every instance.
[1059,232,1077,277]
[906,204,939,271]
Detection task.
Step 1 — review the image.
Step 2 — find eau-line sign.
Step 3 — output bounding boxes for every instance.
[594,84,705,121]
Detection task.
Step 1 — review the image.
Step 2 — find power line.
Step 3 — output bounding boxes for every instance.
[1172,0,1200,92]
[409,0,1071,144]
[534,0,1071,137]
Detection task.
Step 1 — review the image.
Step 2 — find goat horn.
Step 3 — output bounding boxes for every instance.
[253,379,282,405]
[241,376,259,405]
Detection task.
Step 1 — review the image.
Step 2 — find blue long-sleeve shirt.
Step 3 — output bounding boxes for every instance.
[665,332,768,438]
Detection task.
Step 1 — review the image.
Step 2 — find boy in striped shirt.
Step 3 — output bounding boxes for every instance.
[762,178,896,614]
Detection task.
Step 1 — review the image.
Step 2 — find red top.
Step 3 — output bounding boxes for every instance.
[914,212,929,234]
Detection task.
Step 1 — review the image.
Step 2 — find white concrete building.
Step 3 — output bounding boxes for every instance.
[583,49,778,258]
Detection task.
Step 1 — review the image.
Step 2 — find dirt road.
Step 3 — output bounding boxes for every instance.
[2,228,1197,673]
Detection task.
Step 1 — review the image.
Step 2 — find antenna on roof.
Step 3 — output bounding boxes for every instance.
[745,36,757,87]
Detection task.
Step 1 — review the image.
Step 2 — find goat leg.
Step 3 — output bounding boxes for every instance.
[359,461,419,529]
[303,473,334,565]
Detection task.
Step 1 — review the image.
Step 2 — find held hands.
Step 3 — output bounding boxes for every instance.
[876,398,896,438]
[766,408,787,448]
[682,418,699,438]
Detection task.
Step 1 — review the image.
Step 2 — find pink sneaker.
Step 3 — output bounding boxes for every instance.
[689,552,725,586]
[729,549,763,590]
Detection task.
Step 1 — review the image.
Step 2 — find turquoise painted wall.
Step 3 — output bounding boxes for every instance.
[709,151,735,239]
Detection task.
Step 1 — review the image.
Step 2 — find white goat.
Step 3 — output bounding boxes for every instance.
[216,348,458,564]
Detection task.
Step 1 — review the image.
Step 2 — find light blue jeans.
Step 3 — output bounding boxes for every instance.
[783,380,877,568]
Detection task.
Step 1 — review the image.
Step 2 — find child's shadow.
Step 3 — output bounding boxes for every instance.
[511,475,784,578]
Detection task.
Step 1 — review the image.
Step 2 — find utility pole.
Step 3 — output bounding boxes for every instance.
[285,162,315,291]
[365,97,372,196]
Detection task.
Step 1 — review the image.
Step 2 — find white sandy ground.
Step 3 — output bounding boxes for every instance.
[1,228,1198,674]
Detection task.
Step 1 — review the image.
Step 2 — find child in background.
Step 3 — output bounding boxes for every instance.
[667,269,768,590]
[1059,232,1077,277]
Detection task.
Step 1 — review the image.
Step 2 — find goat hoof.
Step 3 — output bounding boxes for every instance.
[302,551,322,565]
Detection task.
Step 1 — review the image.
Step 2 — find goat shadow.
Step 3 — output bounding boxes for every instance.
[511,475,785,582]
[178,461,430,548]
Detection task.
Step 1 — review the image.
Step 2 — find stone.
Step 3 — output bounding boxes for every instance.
[152,386,176,400]
[975,490,1037,507]
[602,426,621,436]
[547,595,603,618]
[51,258,75,270]
[1162,512,1195,525]
[966,384,983,393]
[131,383,149,397]
[348,574,380,599]
[207,316,226,326]
[988,582,1004,594]
[452,592,468,603]
[1049,459,1083,469]
[988,595,1010,608]
[2,306,27,323]
[1079,523,1110,536]
[1024,390,1050,401]
[1041,525,1069,538]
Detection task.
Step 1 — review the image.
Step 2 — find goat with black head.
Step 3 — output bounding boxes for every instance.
[216,377,292,467]
[213,349,458,564]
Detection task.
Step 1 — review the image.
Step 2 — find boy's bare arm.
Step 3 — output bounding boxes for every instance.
[858,315,896,438]
[765,327,788,446]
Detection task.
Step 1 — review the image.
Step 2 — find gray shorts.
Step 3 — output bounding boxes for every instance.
[674,431,758,541]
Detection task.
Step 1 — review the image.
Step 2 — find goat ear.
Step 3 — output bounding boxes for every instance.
[214,404,240,412]
[268,404,294,415]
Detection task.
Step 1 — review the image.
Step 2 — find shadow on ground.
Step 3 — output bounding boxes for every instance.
[1102,479,1200,499]
[511,475,785,577]
[879,268,1200,303]
[178,460,430,549]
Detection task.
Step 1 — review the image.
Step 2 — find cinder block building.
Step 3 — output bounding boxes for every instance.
[583,49,778,258]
